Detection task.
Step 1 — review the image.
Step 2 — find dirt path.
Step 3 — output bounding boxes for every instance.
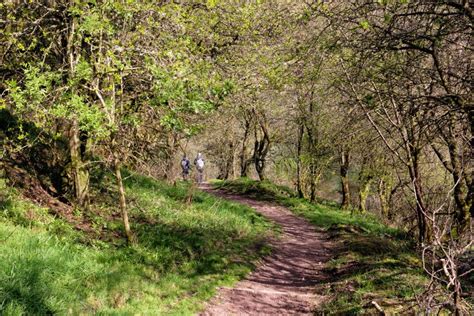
[199,184,333,315]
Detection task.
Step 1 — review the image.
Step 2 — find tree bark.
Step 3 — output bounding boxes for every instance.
[340,149,351,209]
[409,151,428,244]
[240,115,252,177]
[309,166,317,203]
[217,140,234,180]
[69,118,89,208]
[378,178,392,219]
[296,124,304,198]
[305,101,318,202]
[446,114,471,234]
[254,110,271,181]
[164,132,176,183]
[224,141,234,180]
[305,128,316,202]
[114,158,133,244]
[359,179,372,213]
[66,7,89,208]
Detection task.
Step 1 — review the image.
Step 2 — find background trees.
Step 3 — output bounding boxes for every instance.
[1,0,471,312]
[199,1,472,312]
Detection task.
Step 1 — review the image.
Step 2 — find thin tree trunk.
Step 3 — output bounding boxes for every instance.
[69,119,89,208]
[309,164,317,203]
[165,132,176,183]
[305,128,317,202]
[358,179,372,213]
[66,8,89,208]
[447,114,471,234]
[340,149,351,209]
[306,101,318,202]
[254,136,268,181]
[409,153,428,244]
[255,161,265,180]
[253,111,271,181]
[224,141,234,180]
[114,158,133,244]
[296,124,304,198]
[378,178,392,219]
[240,118,251,177]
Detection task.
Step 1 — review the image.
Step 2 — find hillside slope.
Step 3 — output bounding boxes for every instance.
[0,175,274,315]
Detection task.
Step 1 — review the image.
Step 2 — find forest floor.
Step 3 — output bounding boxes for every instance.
[200,183,333,315]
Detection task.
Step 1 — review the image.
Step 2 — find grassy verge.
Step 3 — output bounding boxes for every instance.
[0,175,274,315]
[214,178,428,315]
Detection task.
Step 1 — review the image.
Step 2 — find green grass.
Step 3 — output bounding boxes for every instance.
[214,178,428,315]
[0,175,275,315]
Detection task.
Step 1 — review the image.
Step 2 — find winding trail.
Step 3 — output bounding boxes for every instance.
[199,184,333,315]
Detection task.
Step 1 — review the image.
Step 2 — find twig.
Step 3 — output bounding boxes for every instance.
[371,300,385,315]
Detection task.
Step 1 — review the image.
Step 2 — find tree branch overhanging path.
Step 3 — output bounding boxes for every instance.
[199,184,333,315]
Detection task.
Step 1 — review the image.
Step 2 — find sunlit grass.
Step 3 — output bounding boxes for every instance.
[0,174,275,315]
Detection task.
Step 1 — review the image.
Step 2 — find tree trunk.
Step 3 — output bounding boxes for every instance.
[340,149,351,209]
[217,140,234,180]
[114,158,133,244]
[378,178,392,219]
[408,152,428,244]
[447,114,471,234]
[253,110,271,181]
[224,141,234,180]
[401,117,428,243]
[255,159,265,180]
[306,101,318,202]
[66,9,89,208]
[296,124,304,198]
[254,139,267,181]
[359,179,371,213]
[69,118,89,208]
[165,132,176,183]
[309,163,317,203]
[232,142,239,179]
[240,117,251,177]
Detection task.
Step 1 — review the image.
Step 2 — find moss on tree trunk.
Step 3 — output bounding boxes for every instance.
[69,119,89,208]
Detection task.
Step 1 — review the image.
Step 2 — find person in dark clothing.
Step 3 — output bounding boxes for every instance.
[181,155,191,180]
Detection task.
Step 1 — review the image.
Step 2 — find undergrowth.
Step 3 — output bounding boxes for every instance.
[0,175,274,315]
[214,178,429,315]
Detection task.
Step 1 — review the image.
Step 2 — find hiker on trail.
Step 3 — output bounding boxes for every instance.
[194,153,205,184]
[181,155,191,181]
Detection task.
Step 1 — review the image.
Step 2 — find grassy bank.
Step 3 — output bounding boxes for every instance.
[214,178,428,315]
[0,175,274,315]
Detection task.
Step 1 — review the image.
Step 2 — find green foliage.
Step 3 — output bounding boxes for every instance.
[147,57,226,136]
[0,175,274,314]
[211,80,234,100]
[78,11,113,36]
[359,20,370,30]
[6,64,110,138]
[6,65,59,114]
